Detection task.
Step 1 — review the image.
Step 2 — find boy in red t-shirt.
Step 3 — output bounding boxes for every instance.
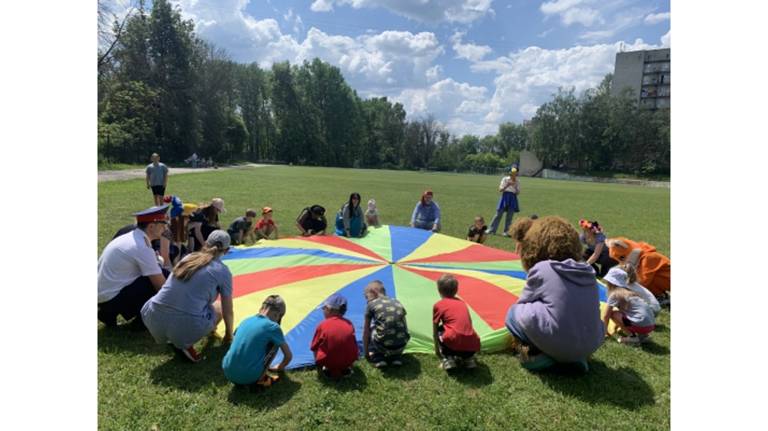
[254,207,279,240]
[311,294,359,379]
[432,274,481,371]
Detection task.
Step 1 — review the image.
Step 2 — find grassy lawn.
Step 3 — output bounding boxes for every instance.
[98,165,670,430]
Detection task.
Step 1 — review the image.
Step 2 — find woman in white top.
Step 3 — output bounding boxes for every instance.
[487,167,520,236]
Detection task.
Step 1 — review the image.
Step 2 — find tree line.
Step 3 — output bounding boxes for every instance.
[98,0,669,175]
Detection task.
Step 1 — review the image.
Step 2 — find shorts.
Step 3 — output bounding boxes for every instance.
[151,185,166,196]
[141,302,215,349]
[622,316,655,334]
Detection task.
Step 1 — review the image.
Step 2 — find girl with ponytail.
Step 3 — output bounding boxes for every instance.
[141,230,235,363]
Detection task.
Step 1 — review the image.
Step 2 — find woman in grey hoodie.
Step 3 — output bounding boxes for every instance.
[505,216,605,371]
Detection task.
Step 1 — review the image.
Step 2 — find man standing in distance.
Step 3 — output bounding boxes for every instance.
[146,153,169,206]
[97,205,170,329]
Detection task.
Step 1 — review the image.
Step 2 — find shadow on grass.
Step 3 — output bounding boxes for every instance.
[535,359,655,410]
[640,340,670,356]
[227,374,302,409]
[317,365,369,392]
[377,354,422,381]
[149,343,230,392]
[447,362,494,388]
[97,324,169,356]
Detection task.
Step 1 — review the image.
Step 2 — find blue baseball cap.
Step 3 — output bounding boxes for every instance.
[321,293,347,311]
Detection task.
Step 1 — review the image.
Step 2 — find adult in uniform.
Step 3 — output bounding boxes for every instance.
[97,205,170,328]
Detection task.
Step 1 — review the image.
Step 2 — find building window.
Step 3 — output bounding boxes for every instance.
[658,86,670,97]
[643,75,658,85]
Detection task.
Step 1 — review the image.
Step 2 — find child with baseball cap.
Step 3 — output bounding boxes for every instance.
[222,295,293,388]
[602,267,656,345]
[311,294,359,379]
[254,207,279,240]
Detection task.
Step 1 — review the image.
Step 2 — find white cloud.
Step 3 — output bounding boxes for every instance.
[283,8,304,34]
[470,37,663,124]
[578,6,655,41]
[310,0,334,12]
[426,65,443,82]
[540,0,603,27]
[393,78,498,136]
[644,12,670,25]
[171,1,443,93]
[451,31,493,62]
[310,0,494,24]
[661,30,670,47]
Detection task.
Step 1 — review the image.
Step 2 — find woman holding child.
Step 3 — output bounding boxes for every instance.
[505,216,604,371]
[335,193,367,238]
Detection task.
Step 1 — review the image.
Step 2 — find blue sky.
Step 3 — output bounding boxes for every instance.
[105,0,670,137]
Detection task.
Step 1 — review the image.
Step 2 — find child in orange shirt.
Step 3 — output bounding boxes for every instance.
[254,207,279,240]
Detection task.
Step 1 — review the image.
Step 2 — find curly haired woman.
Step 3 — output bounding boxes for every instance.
[504,216,604,372]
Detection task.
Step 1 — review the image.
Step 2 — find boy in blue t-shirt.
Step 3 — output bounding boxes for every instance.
[222,295,293,387]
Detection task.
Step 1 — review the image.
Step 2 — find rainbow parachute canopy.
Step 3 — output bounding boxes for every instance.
[220,225,609,369]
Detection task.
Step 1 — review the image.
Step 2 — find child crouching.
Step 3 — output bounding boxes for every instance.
[311,294,359,379]
[222,295,293,388]
[363,281,410,367]
[433,274,481,371]
[602,267,656,345]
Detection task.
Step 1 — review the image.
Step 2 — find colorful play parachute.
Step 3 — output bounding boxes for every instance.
[219,225,609,369]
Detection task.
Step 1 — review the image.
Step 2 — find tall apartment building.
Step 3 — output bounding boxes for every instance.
[611,48,670,109]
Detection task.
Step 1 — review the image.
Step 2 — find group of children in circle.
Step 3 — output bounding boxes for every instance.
[101,161,671,389]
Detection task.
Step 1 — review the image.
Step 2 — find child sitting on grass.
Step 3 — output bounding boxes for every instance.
[602,267,656,345]
[618,263,661,316]
[254,207,279,240]
[365,199,381,228]
[433,274,481,371]
[466,216,488,244]
[363,281,410,368]
[311,294,359,379]
[222,295,293,388]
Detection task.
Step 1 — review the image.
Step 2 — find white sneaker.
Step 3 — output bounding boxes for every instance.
[440,357,457,371]
[619,335,641,346]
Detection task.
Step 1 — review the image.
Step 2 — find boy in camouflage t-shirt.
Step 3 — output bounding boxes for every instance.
[362,281,410,367]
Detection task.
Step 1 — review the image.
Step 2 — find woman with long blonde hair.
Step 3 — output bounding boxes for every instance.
[141,230,235,363]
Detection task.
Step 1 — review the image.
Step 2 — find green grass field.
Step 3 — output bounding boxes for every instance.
[98,165,670,430]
